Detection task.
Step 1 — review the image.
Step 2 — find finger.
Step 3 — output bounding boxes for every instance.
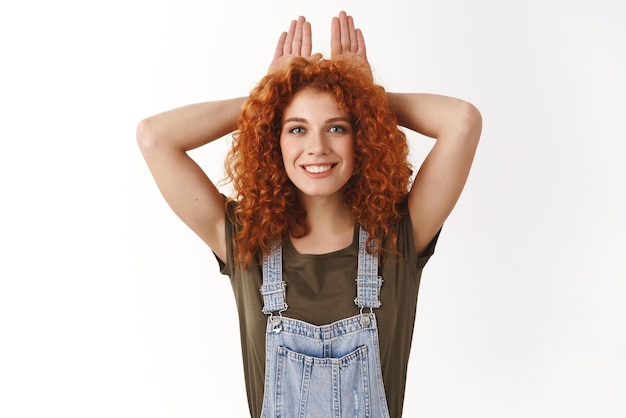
[347,15,358,53]
[339,11,350,52]
[273,31,288,61]
[356,28,367,61]
[292,16,303,55]
[302,20,312,57]
[330,16,341,57]
[283,19,296,55]
[307,52,323,63]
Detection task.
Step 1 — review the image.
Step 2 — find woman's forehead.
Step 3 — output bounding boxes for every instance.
[282,89,347,119]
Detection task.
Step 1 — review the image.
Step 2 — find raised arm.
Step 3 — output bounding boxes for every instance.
[137,16,317,262]
[387,93,482,255]
[329,11,482,255]
[136,98,244,262]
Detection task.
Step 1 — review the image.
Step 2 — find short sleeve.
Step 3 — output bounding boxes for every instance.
[393,202,442,271]
[212,197,236,277]
[417,228,441,269]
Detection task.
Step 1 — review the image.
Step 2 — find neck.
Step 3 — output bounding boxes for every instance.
[290,194,355,254]
[298,193,353,232]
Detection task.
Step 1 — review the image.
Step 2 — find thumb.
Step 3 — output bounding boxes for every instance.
[307,53,323,63]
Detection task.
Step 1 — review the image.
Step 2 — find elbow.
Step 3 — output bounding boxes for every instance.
[457,101,482,145]
[136,117,157,152]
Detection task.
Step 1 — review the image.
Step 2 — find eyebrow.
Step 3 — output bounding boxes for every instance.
[283,117,352,124]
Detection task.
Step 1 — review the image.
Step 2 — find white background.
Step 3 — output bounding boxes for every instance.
[1,0,624,417]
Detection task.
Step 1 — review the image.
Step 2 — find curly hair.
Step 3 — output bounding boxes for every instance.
[225,57,413,267]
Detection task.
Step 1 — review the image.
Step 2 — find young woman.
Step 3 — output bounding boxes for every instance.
[137,11,481,418]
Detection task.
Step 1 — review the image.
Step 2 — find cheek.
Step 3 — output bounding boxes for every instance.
[279,145,299,175]
[279,144,293,164]
[344,139,356,165]
[278,138,288,160]
[346,141,357,174]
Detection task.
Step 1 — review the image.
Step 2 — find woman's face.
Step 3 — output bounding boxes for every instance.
[279,88,355,201]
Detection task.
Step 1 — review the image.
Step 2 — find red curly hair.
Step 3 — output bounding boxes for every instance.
[225,57,412,267]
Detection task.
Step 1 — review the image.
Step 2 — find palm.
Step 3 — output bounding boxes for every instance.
[268,16,313,73]
[330,11,373,81]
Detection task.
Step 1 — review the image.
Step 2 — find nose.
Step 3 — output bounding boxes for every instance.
[307,130,329,155]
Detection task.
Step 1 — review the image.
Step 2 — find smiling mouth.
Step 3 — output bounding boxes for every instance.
[303,164,335,174]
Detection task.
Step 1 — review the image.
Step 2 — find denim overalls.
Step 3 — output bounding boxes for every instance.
[260,226,391,418]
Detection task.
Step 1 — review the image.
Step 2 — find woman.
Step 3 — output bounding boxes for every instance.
[137,11,481,418]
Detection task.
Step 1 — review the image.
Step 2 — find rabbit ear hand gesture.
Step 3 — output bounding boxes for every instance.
[268,16,321,73]
[268,12,371,80]
[330,11,373,81]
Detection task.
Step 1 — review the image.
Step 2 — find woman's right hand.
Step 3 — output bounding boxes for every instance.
[268,16,316,73]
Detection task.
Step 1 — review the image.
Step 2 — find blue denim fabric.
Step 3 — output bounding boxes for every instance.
[260,227,390,418]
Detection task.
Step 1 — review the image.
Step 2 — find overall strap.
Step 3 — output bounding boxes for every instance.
[261,226,382,315]
[355,226,383,309]
[260,241,288,315]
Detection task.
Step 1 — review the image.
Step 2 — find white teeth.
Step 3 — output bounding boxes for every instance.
[304,165,332,174]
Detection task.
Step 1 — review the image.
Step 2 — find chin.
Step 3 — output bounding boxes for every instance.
[298,187,346,200]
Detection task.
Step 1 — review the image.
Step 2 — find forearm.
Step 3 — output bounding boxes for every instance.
[137,97,246,152]
[386,92,481,140]
[393,93,481,253]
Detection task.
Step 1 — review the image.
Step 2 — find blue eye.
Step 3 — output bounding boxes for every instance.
[329,126,346,133]
[289,127,305,134]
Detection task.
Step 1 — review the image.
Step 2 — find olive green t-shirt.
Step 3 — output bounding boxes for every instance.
[216,199,439,418]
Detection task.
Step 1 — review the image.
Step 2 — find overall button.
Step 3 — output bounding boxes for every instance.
[271,316,282,333]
